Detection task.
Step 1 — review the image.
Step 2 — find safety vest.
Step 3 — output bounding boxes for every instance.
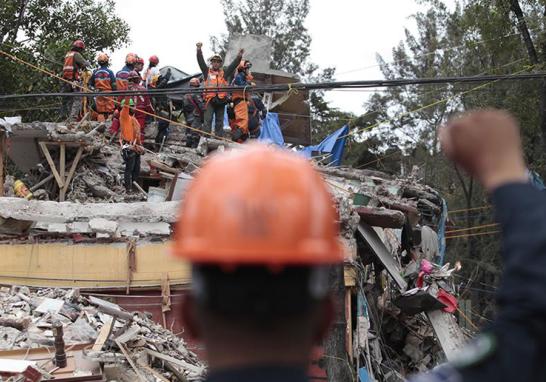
[116,66,132,91]
[62,51,79,80]
[94,68,114,91]
[203,69,228,101]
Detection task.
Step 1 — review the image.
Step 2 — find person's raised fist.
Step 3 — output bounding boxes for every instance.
[440,109,527,192]
[196,42,203,50]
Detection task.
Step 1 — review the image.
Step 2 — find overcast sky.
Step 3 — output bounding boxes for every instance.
[110,0,431,115]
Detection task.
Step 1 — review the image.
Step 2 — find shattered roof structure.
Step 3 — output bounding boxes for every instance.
[0,119,468,381]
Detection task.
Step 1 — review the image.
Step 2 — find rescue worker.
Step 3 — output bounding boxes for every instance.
[144,55,160,88]
[110,54,138,135]
[134,56,145,81]
[196,42,244,138]
[128,70,153,141]
[115,53,137,96]
[173,144,341,382]
[89,53,116,122]
[408,109,546,381]
[247,93,267,139]
[60,39,90,121]
[119,98,144,193]
[182,77,205,148]
[228,60,253,142]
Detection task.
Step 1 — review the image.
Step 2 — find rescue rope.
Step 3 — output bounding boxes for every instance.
[448,205,491,214]
[0,49,235,144]
[445,222,499,234]
[445,230,500,239]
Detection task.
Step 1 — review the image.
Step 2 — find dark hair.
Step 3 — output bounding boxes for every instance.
[192,265,328,326]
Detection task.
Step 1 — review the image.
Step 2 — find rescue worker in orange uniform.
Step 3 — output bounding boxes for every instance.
[128,70,153,142]
[144,55,160,89]
[60,39,90,121]
[248,93,267,139]
[119,98,144,193]
[110,53,137,136]
[116,53,137,96]
[196,42,243,138]
[89,53,116,122]
[173,144,341,382]
[228,60,253,142]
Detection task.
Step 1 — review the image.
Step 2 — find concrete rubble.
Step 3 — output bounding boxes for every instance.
[0,120,470,380]
[0,286,205,381]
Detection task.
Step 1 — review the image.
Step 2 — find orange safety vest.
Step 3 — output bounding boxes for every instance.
[203,69,228,102]
[62,51,79,80]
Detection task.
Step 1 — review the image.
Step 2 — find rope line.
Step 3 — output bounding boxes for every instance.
[445,230,500,239]
[445,222,499,234]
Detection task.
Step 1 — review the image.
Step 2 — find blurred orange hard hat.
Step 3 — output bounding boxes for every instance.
[173,144,344,266]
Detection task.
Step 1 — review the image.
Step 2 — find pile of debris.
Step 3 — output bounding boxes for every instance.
[0,286,204,381]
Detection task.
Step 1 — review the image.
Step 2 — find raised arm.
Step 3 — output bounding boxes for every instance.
[196,42,209,78]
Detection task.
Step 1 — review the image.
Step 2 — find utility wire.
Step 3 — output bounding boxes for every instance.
[336,32,521,76]
[445,230,500,239]
[445,222,499,234]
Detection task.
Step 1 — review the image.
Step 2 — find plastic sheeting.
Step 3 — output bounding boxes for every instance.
[258,113,285,146]
[299,125,349,166]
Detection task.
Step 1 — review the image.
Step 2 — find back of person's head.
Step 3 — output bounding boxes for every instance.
[173,145,343,370]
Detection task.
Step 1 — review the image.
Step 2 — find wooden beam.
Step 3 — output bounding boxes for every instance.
[60,146,83,201]
[38,142,63,188]
[30,174,54,192]
[356,222,408,291]
[91,316,115,352]
[356,206,406,228]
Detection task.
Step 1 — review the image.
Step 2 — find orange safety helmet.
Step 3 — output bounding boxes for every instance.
[173,144,344,266]
[125,53,137,65]
[97,52,109,65]
[189,77,200,87]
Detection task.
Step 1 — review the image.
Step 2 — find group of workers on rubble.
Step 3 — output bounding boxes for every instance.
[60,39,267,193]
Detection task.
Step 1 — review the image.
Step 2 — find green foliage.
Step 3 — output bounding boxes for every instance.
[345,0,546,318]
[0,0,129,121]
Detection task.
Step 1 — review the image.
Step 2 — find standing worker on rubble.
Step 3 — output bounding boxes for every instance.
[119,97,144,193]
[89,53,116,122]
[182,77,205,148]
[134,56,145,83]
[228,60,253,142]
[247,92,267,139]
[128,70,153,141]
[144,55,160,88]
[408,110,546,382]
[173,144,341,382]
[196,42,244,138]
[60,39,90,121]
[115,53,137,95]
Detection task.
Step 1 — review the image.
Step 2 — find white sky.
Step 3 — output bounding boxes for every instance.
[110,0,430,115]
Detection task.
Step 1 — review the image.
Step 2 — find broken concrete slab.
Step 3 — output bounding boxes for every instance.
[88,218,118,235]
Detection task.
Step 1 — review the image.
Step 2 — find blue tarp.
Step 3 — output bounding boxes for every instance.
[299,125,349,166]
[258,113,285,146]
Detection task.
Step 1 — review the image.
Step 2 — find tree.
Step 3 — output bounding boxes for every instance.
[212,0,344,147]
[0,0,129,121]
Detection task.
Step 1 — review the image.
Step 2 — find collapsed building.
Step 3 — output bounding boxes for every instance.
[0,115,468,381]
[0,34,469,382]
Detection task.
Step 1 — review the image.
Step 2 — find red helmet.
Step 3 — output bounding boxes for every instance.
[149,55,159,65]
[189,77,200,87]
[72,40,85,50]
[128,70,140,83]
[136,56,144,65]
